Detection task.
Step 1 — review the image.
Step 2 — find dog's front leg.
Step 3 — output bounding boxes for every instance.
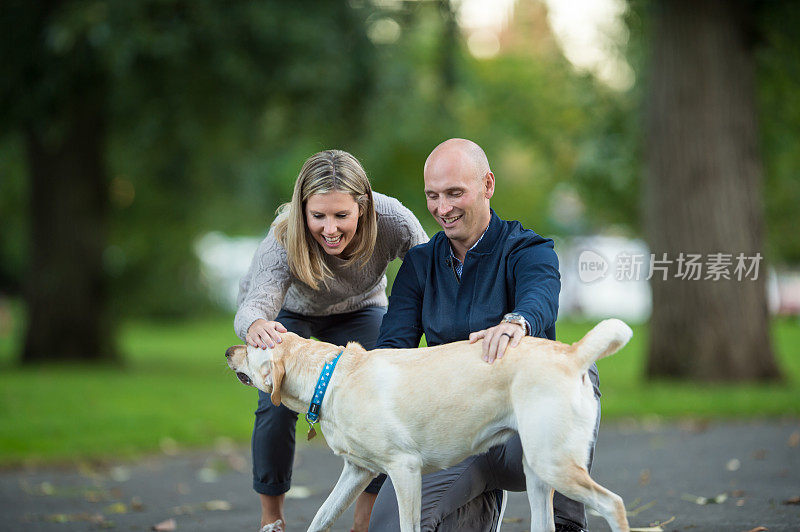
[307,459,376,532]
[386,458,423,532]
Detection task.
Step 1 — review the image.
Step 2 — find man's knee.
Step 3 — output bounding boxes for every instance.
[485,437,526,492]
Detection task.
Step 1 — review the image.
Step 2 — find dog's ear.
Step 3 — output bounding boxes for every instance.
[270,357,285,406]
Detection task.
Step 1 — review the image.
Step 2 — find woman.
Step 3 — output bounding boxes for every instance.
[235,150,428,532]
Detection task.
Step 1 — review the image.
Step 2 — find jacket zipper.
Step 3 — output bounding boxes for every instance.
[451,259,460,284]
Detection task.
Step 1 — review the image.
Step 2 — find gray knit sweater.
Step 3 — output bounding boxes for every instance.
[234,192,429,340]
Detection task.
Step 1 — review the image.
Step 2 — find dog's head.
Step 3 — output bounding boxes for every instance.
[225,344,286,406]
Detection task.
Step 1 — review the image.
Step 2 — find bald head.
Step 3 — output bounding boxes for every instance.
[424,138,491,182]
[422,138,495,259]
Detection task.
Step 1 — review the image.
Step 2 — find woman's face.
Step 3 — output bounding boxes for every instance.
[305,191,361,257]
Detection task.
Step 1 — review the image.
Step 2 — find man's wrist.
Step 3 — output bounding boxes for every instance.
[501,313,530,335]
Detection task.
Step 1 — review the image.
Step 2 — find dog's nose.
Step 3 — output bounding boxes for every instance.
[225,346,238,359]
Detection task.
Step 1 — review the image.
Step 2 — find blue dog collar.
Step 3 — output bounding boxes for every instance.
[305,350,343,427]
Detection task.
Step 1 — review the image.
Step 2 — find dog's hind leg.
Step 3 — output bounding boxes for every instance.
[546,465,628,532]
[307,459,376,532]
[385,457,422,532]
[522,460,555,532]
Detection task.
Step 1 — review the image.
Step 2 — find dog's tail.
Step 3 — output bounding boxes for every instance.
[570,319,633,371]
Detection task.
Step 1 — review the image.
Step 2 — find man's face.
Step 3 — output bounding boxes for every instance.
[424,157,493,245]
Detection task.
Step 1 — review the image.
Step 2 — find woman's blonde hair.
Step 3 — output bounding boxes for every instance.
[273,150,377,290]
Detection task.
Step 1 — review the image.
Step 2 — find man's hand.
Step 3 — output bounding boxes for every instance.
[247,319,288,349]
[469,321,525,364]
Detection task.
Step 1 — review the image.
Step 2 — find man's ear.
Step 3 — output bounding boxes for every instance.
[483,171,495,199]
[270,358,285,406]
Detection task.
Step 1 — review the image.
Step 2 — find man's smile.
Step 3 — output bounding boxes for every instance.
[441,214,463,226]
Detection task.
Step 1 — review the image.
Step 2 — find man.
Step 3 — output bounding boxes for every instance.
[368,138,600,532]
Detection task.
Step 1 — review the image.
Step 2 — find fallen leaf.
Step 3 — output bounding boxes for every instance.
[681,492,727,505]
[205,457,232,474]
[214,436,236,454]
[789,430,800,448]
[655,517,676,527]
[45,512,114,527]
[110,466,131,482]
[90,513,116,529]
[742,527,768,532]
[679,418,710,433]
[105,502,128,514]
[40,481,55,495]
[732,489,745,497]
[639,469,651,486]
[782,496,800,505]
[736,499,745,507]
[631,517,675,532]
[153,517,177,531]
[196,467,218,483]
[84,489,107,503]
[160,437,179,456]
[726,459,741,472]
[78,462,100,479]
[627,500,656,517]
[226,453,248,473]
[751,449,767,460]
[642,414,663,433]
[203,500,232,511]
[131,497,145,511]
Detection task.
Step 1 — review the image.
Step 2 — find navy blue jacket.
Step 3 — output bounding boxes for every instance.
[377,210,560,348]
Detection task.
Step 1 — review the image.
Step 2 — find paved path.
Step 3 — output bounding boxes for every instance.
[2,421,799,531]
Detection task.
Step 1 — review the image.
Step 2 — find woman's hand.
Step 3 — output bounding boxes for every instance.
[247,319,288,349]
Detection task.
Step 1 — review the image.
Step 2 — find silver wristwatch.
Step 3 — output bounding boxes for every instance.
[501,312,528,334]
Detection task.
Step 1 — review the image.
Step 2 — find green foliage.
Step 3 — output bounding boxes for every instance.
[758,2,800,264]
[0,0,378,316]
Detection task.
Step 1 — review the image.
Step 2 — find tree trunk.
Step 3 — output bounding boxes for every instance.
[22,76,115,363]
[645,0,780,381]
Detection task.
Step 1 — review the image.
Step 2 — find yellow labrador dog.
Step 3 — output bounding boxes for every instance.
[225,319,632,532]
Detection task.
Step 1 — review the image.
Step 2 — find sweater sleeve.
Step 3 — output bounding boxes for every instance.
[508,237,560,337]
[393,206,429,259]
[374,192,429,260]
[234,230,292,340]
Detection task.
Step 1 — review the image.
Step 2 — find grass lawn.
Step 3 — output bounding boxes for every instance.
[1,313,798,466]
